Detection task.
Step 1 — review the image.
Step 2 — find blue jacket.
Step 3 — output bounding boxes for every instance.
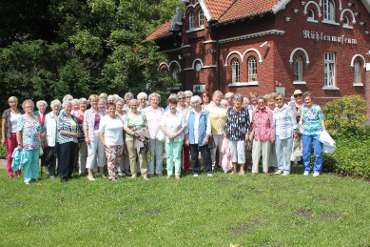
[188,109,209,147]
[11,148,28,171]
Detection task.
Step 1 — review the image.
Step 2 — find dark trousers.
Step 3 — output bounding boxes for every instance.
[58,141,77,181]
[190,144,212,174]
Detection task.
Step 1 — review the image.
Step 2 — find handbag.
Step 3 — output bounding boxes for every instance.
[156,129,166,142]
[207,135,216,149]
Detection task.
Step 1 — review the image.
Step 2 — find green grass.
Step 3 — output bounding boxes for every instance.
[1,169,369,247]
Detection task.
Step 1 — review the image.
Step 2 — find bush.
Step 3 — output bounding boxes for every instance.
[323,95,367,137]
[323,135,370,179]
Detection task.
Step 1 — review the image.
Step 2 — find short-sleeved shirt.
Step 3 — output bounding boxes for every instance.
[17,115,41,150]
[99,115,124,145]
[301,104,324,136]
[160,110,186,143]
[124,112,147,141]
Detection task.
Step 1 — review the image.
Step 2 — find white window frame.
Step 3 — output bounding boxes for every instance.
[354,61,363,86]
[172,67,179,81]
[231,58,240,83]
[323,0,335,22]
[247,56,257,82]
[324,52,336,88]
[198,9,204,27]
[294,56,303,81]
[189,12,194,30]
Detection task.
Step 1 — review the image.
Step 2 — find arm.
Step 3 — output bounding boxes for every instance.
[99,132,106,148]
[321,120,326,132]
[16,131,22,150]
[1,118,6,144]
[83,111,90,144]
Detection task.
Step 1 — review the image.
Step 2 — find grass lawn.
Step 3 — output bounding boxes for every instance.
[1,167,369,247]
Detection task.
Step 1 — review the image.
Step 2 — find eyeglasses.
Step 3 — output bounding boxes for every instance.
[276,98,283,101]
[294,94,303,98]
[186,96,191,98]
[130,105,137,107]
[179,97,186,100]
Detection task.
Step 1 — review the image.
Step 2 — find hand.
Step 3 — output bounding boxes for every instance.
[1,138,5,145]
[271,140,275,144]
[293,131,299,138]
[85,137,90,144]
[185,139,189,146]
[17,144,23,150]
[203,137,208,146]
[245,133,249,141]
[76,132,81,138]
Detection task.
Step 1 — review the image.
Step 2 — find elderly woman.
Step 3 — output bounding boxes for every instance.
[16,100,42,185]
[71,98,80,116]
[177,91,190,173]
[116,98,130,176]
[124,92,134,113]
[265,94,278,170]
[224,92,234,109]
[224,93,250,174]
[44,99,61,178]
[160,97,186,179]
[251,96,274,175]
[274,93,298,176]
[204,90,227,172]
[289,89,304,166]
[35,100,48,141]
[123,99,149,180]
[57,101,81,182]
[184,90,193,107]
[83,94,107,181]
[99,103,124,181]
[142,92,164,176]
[107,94,116,104]
[137,92,149,111]
[185,95,212,176]
[2,96,23,177]
[74,97,88,175]
[300,92,326,177]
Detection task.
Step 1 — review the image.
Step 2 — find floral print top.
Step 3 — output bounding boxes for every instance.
[17,115,41,150]
[224,107,250,141]
[252,107,274,142]
[300,104,324,136]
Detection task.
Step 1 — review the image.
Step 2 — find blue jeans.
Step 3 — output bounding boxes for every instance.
[302,134,323,173]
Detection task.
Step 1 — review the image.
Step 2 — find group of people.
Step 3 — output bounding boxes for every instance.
[1,88,326,185]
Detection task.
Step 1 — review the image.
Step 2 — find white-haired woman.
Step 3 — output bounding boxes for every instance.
[83,94,107,180]
[2,96,23,177]
[274,93,298,176]
[124,92,134,113]
[17,100,42,185]
[224,93,251,174]
[35,100,48,142]
[177,91,190,173]
[57,101,81,182]
[205,90,226,172]
[116,97,130,176]
[185,95,212,176]
[123,99,149,180]
[44,99,61,178]
[137,92,149,111]
[142,92,164,176]
[224,92,234,109]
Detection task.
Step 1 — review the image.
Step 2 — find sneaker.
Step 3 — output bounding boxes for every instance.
[313,172,320,177]
[87,175,95,181]
[303,171,309,176]
[282,172,290,176]
[193,174,199,177]
[207,173,213,177]
[143,175,149,180]
[275,170,283,175]
[25,181,30,185]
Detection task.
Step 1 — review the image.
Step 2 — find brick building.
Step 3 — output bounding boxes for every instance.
[145,0,370,106]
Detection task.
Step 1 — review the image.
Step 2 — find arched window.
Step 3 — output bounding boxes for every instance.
[247,56,257,82]
[323,0,335,21]
[198,9,204,27]
[189,12,194,30]
[354,61,362,84]
[231,58,240,83]
[294,56,303,81]
[308,9,315,20]
[172,67,179,81]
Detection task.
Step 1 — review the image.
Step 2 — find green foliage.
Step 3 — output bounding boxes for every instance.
[323,134,370,179]
[323,95,367,137]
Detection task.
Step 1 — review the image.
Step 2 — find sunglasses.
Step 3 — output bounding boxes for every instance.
[294,94,303,97]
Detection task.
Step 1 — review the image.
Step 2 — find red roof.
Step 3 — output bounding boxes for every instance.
[145,1,283,41]
[219,0,281,24]
[144,20,172,41]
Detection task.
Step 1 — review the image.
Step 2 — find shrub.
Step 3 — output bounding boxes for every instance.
[323,95,367,137]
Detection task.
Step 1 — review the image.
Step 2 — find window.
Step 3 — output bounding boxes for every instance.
[294,56,303,81]
[172,67,179,81]
[189,12,194,30]
[308,9,315,20]
[198,9,204,27]
[231,58,240,83]
[324,53,336,87]
[323,0,335,21]
[247,56,257,82]
[354,61,362,85]
[344,16,350,26]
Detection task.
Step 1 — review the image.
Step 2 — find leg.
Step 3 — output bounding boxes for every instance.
[78,141,87,175]
[275,137,284,171]
[301,135,313,173]
[200,146,212,174]
[283,137,294,173]
[182,145,190,172]
[126,140,137,177]
[252,140,262,174]
[229,140,238,173]
[58,142,72,181]
[173,141,183,177]
[154,139,164,175]
[6,133,19,176]
[165,141,174,176]
[23,150,32,183]
[67,142,77,178]
[261,141,271,173]
[313,134,323,173]
[237,140,246,173]
[138,149,147,178]
[190,144,200,175]
[86,137,98,179]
